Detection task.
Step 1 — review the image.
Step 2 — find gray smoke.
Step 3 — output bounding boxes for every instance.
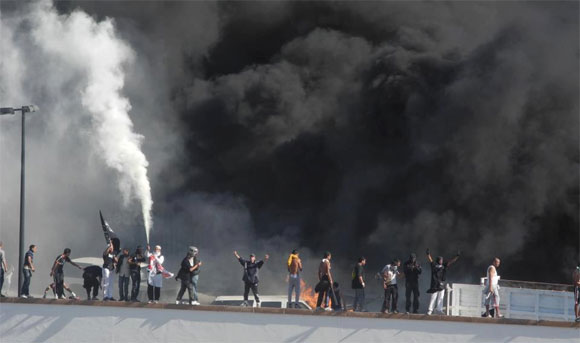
[0,1,577,302]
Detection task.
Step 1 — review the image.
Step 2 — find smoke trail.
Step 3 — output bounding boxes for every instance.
[29,0,153,240]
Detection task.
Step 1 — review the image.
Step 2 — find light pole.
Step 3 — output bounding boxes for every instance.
[0,105,38,297]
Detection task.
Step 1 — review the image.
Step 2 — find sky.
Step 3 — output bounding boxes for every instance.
[0,0,578,300]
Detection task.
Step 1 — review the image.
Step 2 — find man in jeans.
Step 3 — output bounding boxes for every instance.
[129,246,146,301]
[176,246,202,305]
[287,249,302,308]
[116,248,131,301]
[0,241,7,297]
[190,247,202,305]
[381,258,402,314]
[21,244,36,298]
[351,257,366,312]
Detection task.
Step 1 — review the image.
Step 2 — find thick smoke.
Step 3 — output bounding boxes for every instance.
[0,0,161,296]
[170,1,578,283]
[0,0,577,303]
[2,1,153,241]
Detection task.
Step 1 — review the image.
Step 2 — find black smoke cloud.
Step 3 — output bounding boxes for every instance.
[2,1,577,295]
[169,2,579,283]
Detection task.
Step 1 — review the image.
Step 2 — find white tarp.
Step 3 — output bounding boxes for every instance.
[0,302,577,343]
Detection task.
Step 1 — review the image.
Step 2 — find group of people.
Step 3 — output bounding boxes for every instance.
[229,247,466,315]
[2,239,580,322]
[0,241,188,305]
[97,242,188,304]
[274,248,505,317]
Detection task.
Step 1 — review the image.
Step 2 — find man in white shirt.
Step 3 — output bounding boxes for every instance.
[381,259,402,313]
[483,257,502,318]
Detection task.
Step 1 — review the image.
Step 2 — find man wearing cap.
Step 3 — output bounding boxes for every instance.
[234,250,269,307]
[404,252,422,314]
[176,246,202,305]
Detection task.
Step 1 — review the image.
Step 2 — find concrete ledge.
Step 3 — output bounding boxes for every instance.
[1,297,578,329]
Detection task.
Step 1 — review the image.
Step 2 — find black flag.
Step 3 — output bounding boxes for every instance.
[99,210,120,253]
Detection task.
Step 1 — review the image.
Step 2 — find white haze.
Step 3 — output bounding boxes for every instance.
[1,0,153,245]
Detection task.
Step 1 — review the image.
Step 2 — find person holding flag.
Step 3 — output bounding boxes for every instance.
[146,245,173,303]
[102,241,117,301]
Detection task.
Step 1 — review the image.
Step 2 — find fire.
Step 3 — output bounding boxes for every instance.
[300,279,319,309]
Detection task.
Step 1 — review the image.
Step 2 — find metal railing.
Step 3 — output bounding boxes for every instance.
[447,281,575,321]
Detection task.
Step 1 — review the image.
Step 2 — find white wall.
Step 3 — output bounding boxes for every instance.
[0,303,578,343]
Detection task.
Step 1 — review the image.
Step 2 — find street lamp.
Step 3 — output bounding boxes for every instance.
[0,105,38,297]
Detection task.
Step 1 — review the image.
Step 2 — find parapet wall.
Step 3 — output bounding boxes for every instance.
[0,298,578,343]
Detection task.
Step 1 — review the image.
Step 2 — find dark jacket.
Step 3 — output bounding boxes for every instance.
[83,265,102,288]
[129,253,146,272]
[403,260,422,284]
[238,258,264,284]
[176,256,194,282]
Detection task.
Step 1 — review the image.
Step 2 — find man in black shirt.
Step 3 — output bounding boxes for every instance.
[50,248,82,299]
[21,244,36,298]
[234,250,269,306]
[175,246,202,305]
[404,253,421,314]
[102,242,117,301]
[426,248,459,315]
[129,246,146,302]
[351,257,366,312]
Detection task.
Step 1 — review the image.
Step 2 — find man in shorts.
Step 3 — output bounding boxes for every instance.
[483,257,502,318]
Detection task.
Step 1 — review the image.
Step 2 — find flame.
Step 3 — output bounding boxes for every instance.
[300,279,319,309]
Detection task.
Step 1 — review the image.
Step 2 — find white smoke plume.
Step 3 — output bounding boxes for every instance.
[19,0,153,241]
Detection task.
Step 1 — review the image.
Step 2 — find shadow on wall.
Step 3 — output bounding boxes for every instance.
[0,303,578,343]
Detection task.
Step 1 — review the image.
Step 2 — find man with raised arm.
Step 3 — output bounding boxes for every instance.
[426,248,459,315]
[234,250,269,307]
[50,248,83,299]
[102,241,117,301]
